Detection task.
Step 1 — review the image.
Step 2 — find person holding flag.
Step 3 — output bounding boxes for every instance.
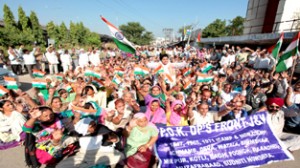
[146,53,188,87]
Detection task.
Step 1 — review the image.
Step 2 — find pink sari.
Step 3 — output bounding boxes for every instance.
[144,98,166,125]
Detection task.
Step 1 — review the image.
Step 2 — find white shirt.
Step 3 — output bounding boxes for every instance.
[220,56,230,66]
[60,53,72,66]
[289,91,300,104]
[220,90,240,104]
[8,48,22,65]
[23,48,36,65]
[191,111,215,125]
[45,51,59,64]
[89,52,101,66]
[78,52,89,67]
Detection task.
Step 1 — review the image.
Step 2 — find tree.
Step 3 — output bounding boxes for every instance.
[202,19,227,38]
[18,6,29,31]
[69,21,78,45]
[119,22,154,45]
[29,11,45,45]
[3,4,16,27]
[58,22,68,44]
[226,16,244,36]
[46,21,59,40]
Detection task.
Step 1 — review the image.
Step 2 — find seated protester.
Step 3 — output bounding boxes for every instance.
[166,99,188,126]
[199,89,219,111]
[23,106,77,165]
[144,98,167,127]
[245,84,267,113]
[0,100,26,150]
[188,102,219,125]
[107,91,139,114]
[135,80,152,110]
[48,96,72,118]
[144,85,166,108]
[266,97,300,151]
[284,80,300,134]
[56,117,124,168]
[175,92,186,106]
[82,85,107,109]
[74,117,122,150]
[124,113,158,168]
[218,83,241,105]
[71,101,104,123]
[105,99,132,131]
[219,100,250,122]
[57,88,76,104]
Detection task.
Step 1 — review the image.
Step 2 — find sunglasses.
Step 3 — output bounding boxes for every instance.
[269,105,280,109]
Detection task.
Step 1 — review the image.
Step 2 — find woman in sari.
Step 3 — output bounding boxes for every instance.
[145,98,166,126]
[166,99,189,126]
[0,100,26,150]
[124,113,158,168]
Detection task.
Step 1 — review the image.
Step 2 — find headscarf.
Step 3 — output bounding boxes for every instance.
[74,117,93,136]
[169,100,186,126]
[145,98,166,125]
[266,97,284,107]
[145,85,166,107]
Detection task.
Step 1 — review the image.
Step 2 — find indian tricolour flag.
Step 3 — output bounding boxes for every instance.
[84,69,93,77]
[200,62,213,73]
[0,85,9,97]
[112,75,122,85]
[165,74,174,84]
[154,64,164,75]
[183,68,191,76]
[4,76,18,89]
[65,85,72,92]
[32,69,46,78]
[56,74,64,80]
[114,68,124,77]
[93,71,102,79]
[92,78,105,88]
[183,81,192,91]
[101,16,136,54]
[268,33,284,60]
[276,32,300,73]
[32,79,47,89]
[134,66,143,75]
[141,66,150,76]
[197,73,214,83]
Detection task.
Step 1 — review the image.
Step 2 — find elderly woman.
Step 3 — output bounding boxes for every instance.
[124,113,158,168]
[166,99,188,126]
[145,98,166,126]
[0,100,26,149]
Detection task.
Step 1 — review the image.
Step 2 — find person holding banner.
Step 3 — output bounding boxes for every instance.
[124,113,158,168]
[266,97,300,151]
[188,102,219,125]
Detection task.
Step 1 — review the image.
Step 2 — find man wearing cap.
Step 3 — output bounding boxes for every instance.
[266,97,300,151]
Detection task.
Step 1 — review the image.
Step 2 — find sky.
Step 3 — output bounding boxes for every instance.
[0,0,248,38]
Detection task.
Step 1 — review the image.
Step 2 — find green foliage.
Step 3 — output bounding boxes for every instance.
[29,11,45,45]
[1,4,101,47]
[202,19,227,38]
[226,16,245,36]
[119,22,154,46]
[201,16,245,38]
[58,22,68,44]
[18,6,29,31]
[3,4,15,27]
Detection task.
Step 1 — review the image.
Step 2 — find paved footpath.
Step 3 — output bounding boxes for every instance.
[0,74,299,168]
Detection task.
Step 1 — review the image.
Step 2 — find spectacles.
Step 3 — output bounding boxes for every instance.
[269,105,280,109]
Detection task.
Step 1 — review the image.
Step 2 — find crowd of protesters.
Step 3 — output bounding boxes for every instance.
[0,43,300,168]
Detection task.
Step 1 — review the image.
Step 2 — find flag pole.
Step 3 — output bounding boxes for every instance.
[289,56,298,85]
